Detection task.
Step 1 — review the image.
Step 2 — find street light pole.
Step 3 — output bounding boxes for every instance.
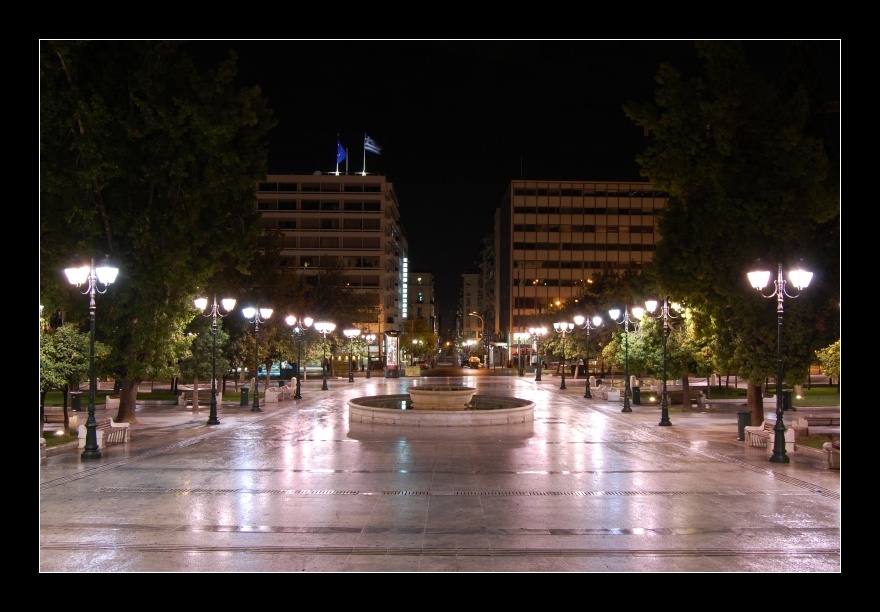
[529,326,547,381]
[748,262,812,463]
[364,333,376,378]
[194,294,236,425]
[314,321,336,390]
[644,297,679,427]
[513,332,529,377]
[468,311,485,367]
[574,314,603,399]
[65,258,119,461]
[284,315,313,400]
[609,306,644,413]
[343,328,361,382]
[242,306,272,412]
[553,321,574,390]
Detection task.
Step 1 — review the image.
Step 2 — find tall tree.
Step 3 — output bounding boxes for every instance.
[40,41,276,422]
[623,41,839,424]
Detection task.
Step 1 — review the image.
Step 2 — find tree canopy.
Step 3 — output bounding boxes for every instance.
[40,41,277,422]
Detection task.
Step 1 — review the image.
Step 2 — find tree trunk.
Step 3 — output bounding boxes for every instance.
[747,382,763,426]
[192,376,200,412]
[681,377,691,409]
[117,378,140,424]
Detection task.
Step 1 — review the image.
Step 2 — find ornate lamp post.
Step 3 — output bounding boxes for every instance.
[529,326,547,381]
[608,306,644,413]
[194,294,236,425]
[314,321,336,390]
[573,314,602,399]
[553,321,574,390]
[65,258,119,460]
[242,306,272,412]
[514,331,530,377]
[343,328,361,382]
[468,311,485,366]
[748,262,812,463]
[284,315,313,399]
[364,333,376,378]
[643,297,679,427]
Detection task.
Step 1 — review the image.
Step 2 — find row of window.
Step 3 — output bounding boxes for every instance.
[514,224,655,233]
[512,188,667,198]
[271,218,383,230]
[513,243,657,251]
[514,260,650,270]
[258,200,383,212]
[512,205,662,215]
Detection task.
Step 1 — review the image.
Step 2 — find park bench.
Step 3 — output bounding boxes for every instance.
[178,389,214,406]
[744,419,796,452]
[77,417,130,449]
[805,416,840,428]
[42,408,79,431]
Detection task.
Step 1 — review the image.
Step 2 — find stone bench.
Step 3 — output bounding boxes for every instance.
[264,382,296,402]
[78,417,130,449]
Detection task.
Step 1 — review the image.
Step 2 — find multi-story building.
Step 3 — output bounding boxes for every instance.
[497,179,668,348]
[255,173,408,367]
[406,271,437,334]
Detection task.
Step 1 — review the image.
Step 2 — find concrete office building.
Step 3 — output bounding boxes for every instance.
[255,173,408,367]
[496,179,668,349]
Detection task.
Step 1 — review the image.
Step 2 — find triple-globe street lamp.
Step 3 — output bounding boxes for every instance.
[194,294,236,425]
[65,258,119,460]
[242,306,272,412]
[748,262,813,463]
[285,315,313,400]
[553,322,574,390]
[642,297,679,427]
[314,321,336,390]
[343,328,361,382]
[528,326,547,381]
[573,314,602,399]
[608,306,644,413]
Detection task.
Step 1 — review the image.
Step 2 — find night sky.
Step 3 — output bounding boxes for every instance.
[185,40,840,330]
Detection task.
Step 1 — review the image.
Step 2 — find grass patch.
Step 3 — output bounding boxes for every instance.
[41,430,77,448]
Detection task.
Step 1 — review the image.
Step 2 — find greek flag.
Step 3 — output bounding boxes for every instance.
[336,138,347,164]
[364,135,382,155]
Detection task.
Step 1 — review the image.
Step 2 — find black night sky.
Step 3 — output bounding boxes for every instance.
[185,40,840,329]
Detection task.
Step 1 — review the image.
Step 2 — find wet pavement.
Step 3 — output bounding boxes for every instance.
[39,373,841,572]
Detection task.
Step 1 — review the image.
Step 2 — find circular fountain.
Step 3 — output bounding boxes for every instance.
[348,385,534,426]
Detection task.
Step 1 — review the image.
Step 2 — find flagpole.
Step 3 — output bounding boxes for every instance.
[345,149,349,175]
[362,132,367,176]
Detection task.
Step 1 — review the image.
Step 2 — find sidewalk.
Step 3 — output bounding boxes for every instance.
[39,375,840,572]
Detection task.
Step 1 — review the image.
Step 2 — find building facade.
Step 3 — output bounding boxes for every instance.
[255,173,408,365]
[497,180,668,347]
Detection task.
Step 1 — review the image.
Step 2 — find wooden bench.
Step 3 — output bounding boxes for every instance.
[78,417,130,449]
[805,416,840,427]
[178,389,214,406]
[42,409,79,431]
[744,420,795,452]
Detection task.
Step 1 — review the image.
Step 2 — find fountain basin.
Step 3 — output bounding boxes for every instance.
[348,394,535,426]
[407,385,476,410]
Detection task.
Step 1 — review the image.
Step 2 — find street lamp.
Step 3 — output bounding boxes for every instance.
[194,294,236,426]
[553,321,574,390]
[513,331,530,377]
[242,306,272,412]
[748,262,813,463]
[608,306,644,413]
[468,311,485,366]
[314,321,336,390]
[284,315,313,399]
[643,297,679,427]
[529,326,547,381]
[65,258,119,460]
[343,328,361,382]
[364,333,376,378]
[573,314,602,399]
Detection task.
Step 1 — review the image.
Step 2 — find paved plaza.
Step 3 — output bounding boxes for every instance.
[39,373,841,572]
